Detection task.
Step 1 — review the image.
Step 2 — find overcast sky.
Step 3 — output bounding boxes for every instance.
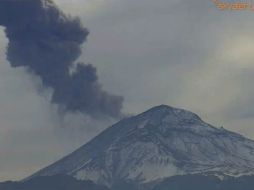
[1,0,254,181]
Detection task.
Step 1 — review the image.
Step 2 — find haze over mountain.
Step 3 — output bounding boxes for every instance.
[28,105,254,187]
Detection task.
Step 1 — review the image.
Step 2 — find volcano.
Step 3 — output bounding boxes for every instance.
[29,105,254,186]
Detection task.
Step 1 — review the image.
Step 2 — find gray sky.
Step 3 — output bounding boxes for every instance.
[1,0,254,181]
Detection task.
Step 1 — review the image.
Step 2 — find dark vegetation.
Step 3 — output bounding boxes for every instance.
[2,174,254,190]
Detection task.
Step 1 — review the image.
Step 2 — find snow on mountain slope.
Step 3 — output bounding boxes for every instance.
[29,105,254,186]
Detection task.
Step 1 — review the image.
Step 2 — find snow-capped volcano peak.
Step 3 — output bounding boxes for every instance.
[142,104,200,118]
[29,105,254,186]
[139,105,202,124]
[133,105,218,135]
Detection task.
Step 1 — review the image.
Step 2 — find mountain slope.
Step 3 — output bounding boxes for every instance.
[29,105,254,186]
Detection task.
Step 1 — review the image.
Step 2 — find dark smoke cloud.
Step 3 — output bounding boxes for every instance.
[0,0,123,118]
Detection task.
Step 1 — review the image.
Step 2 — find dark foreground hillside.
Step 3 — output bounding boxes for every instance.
[2,174,254,190]
[0,175,109,190]
[152,174,254,190]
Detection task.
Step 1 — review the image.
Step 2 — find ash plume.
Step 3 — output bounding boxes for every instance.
[0,0,123,118]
